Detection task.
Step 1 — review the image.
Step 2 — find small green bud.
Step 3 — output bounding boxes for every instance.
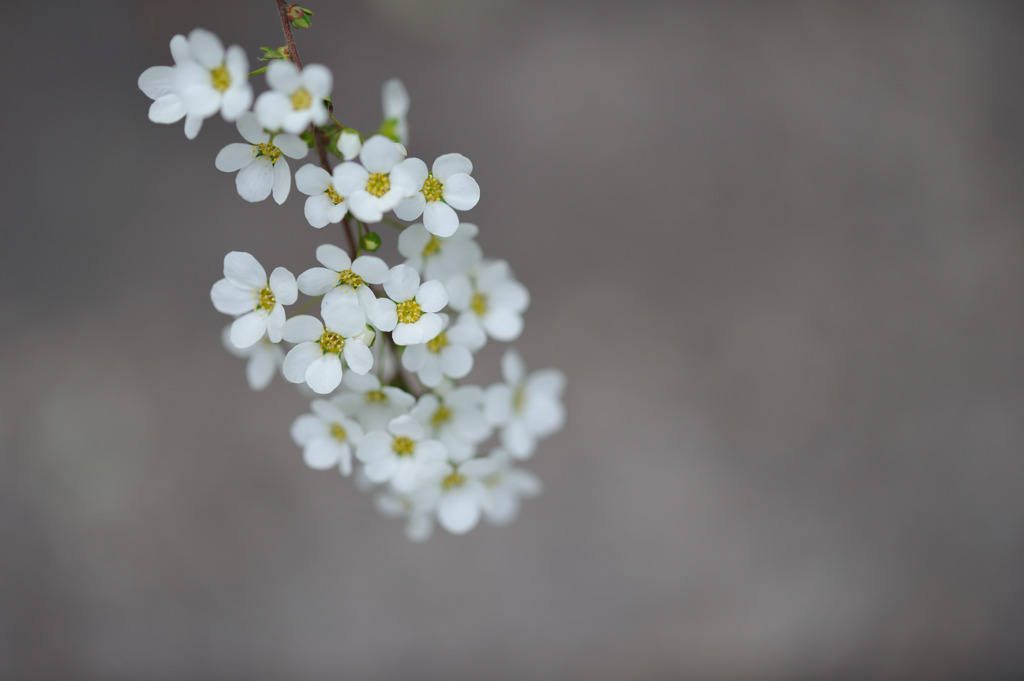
[287,5,314,29]
[259,45,289,61]
[360,232,382,252]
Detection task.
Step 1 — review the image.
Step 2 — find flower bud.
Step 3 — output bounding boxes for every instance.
[287,5,314,29]
[360,231,382,252]
[337,129,362,160]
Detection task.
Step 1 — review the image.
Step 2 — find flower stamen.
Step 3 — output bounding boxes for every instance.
[337,269,363,288]
[442,471,465,489]
[254,142,283,164]
[256,286,276,311]
[422,236,441,258]
[396,300,423,324]
[330,423,347,441]
[318,330,345,355]
[365,172,391,198]
[421,174,444,203]
[427,332,449,354]
[210,64,231,92]
[325,186,343,205]
[431,405,452,428]
[471,292,488,317]
[392,436,415,456]
[291,87,312,110]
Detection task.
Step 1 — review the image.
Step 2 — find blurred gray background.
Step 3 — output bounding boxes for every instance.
[2,1,1023,679]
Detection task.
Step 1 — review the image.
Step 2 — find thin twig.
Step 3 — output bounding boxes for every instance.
[274,0,330,170]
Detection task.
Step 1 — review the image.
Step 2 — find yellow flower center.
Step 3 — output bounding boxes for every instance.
[426,332,449,354]
[396,300,423,324]
[421,174,444,203]
[366,389,387,403]
[431,405,452,428]
[471,292,488,317]
[254,142,282,164]
[392,436,415,457]
[365,172,391,198]
[513,385,525,413]
[337,269,363,288]
[210,64,231,92]
[318,330,345,355]
[422,236,441,258]
[442,471,466,490]
[330,423,347,442]
[325,186,343,205]
[256,286,276,311]
[291,87,312,110]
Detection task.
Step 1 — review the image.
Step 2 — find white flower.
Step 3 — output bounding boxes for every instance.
[484,349,567,459]
[332,135,422,223]
[401,314,486,388]
[334,372,415,432]
[398,222,483,283]
[294,164,348,227]
[446,260,530,342]
[355,415,446,492]
[393,153,480,237]
[254,61,332,134]
[282,303,374,395]
[410,387,491,462]
[296,244,388,312]
[381,78,410,144]
[215,113,308,204]
[221,325,283,390]
[210,251,297,348]
[419,458,499,535]
[369,264,448,345]
[479,449,542,526]
[291,399,364,476]
[138,28,253,139]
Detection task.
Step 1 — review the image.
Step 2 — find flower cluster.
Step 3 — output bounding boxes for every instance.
[140,20,565,540]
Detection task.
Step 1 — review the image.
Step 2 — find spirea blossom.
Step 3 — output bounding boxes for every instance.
[142,18,565,540]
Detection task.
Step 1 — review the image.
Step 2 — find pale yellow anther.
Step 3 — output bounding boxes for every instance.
[326,186,344,205]
[210,64,231,92]
[421,174,444,203]
[366,389,387,403]
[318,330,345,355]
[365,172,391,198]
[471,292,488,317]
[442,471,465,490]
[337,269,363,288]
[256,287,276,311]
[427,332,449,354]
[392,436,415,456]
[254,142,283,164]
[431,405,452,428]
[422,236,441,258]
[396,300,423,324]
[291,87,312,110]
[330,423,347,441]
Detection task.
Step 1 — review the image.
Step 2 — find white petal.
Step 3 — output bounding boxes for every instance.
[246,348,278,390]
[269,267,297,304]
[297,267,338,296]
[384,264,420,302]
[301,64,333,96]
[331,162,368,194]
[347,192,383,223]
[304,439,341,470]
[188,28,224,68]
[316,243,351,271]
[272,159,291,204]
[235,159,274,202]
[275,133,309,159]
[236,112,266,144]
[442,173,480,211]
[422,201,459,237]
[360,135,403,173]
[432,153,472,181]
[438,491,480,534]
[230,310,267,348]
[352,255,388,284]
[295,164,331,194]
[416,280,449,312]
[266,59,300,91]
[211,279,253,315]
[439,346,472,379]
[322,302,366,337]
[502,348,526,383]
[215,144,255,172]
[305,355,343,394]
[343,340,373,374]
[394,194,426,222]
[223,251,266,289]
[147,95,185,124]
[389,414,424,440]
[282,315,323,343]
[483,309,523,342]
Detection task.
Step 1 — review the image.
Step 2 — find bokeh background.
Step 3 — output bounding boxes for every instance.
[2,1,1023,679]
